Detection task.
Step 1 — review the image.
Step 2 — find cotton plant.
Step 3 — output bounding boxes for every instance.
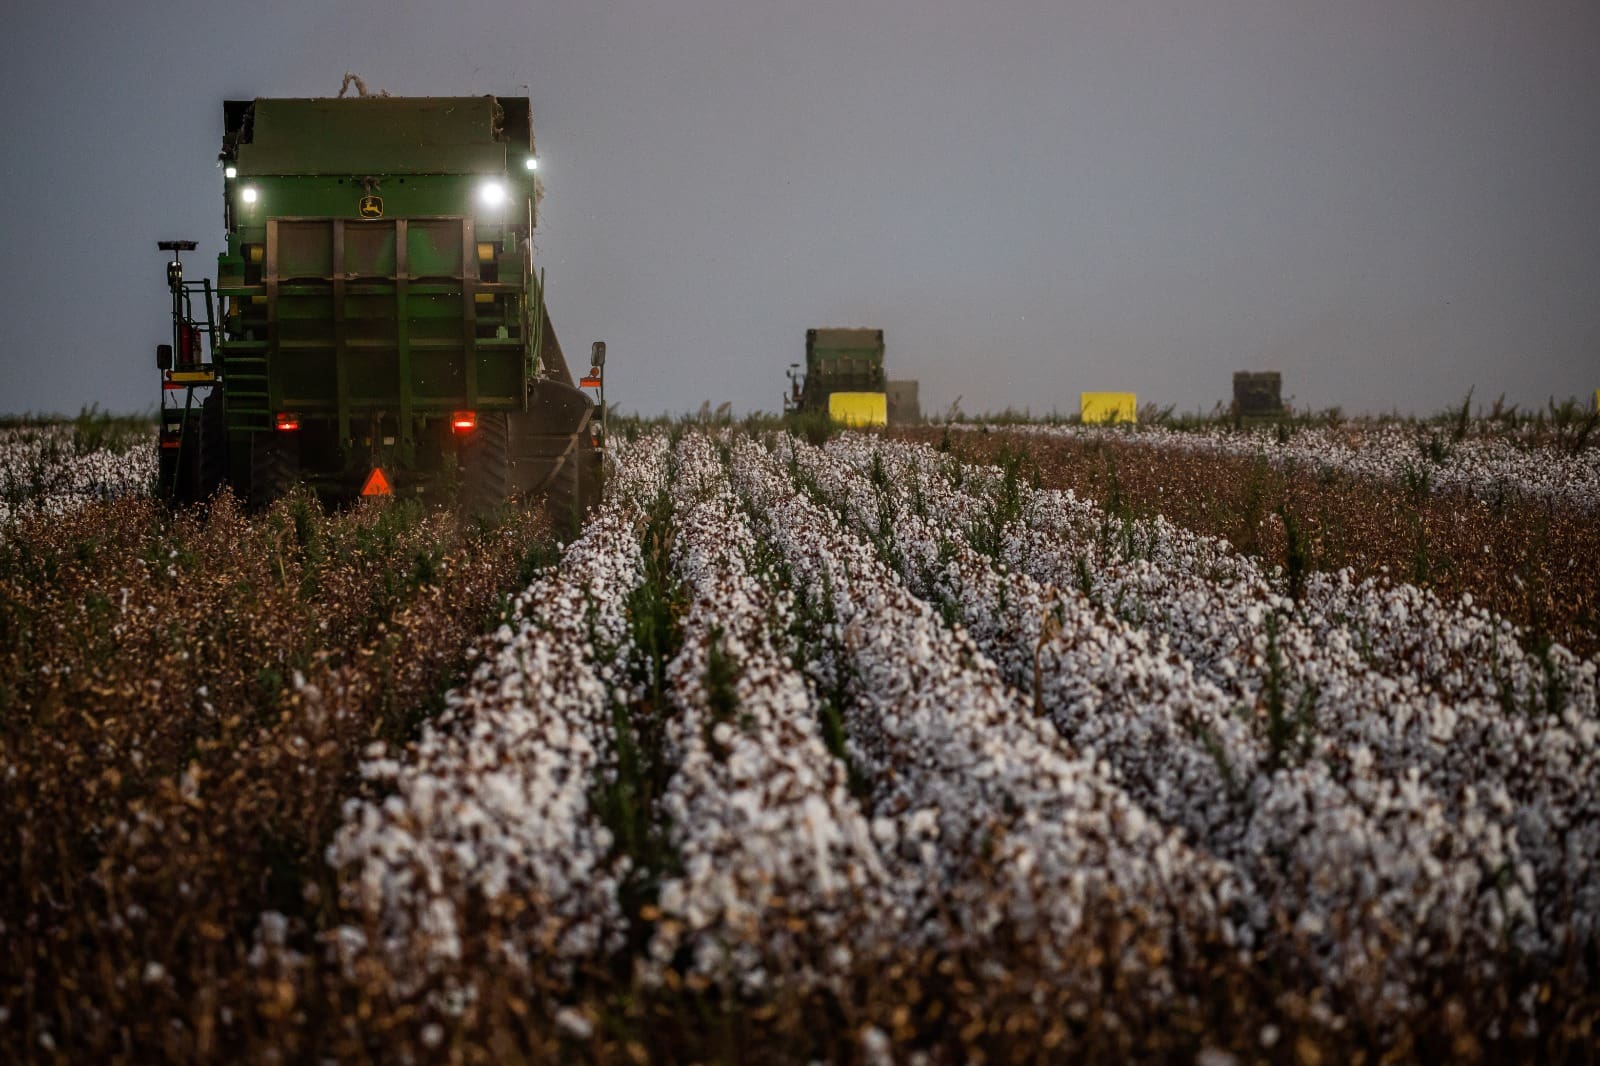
[849,434,1597,949]
[0,424,155,525]
[644,432,900,995]
[328,435,670,991]
[796,432,1558,1028]
[732,436,1248,1022]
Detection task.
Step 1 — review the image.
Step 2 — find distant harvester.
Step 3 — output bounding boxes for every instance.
[786,329,919,426]
[1081,392,1137,424]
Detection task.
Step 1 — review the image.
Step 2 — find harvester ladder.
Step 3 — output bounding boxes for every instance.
[159,276,221,482]
[220,344,271,431]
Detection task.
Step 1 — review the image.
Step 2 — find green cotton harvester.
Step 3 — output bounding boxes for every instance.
[784,328,888,424]
[154,94,605,517]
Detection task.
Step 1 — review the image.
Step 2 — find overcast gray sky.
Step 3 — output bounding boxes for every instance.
[2,0,1596,417]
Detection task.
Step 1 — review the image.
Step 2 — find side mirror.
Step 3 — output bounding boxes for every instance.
[156,343,173,370]
[591,340,606,367]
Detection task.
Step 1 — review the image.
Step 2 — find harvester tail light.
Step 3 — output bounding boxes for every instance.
[274,412,301,432]
[451,411,477,433]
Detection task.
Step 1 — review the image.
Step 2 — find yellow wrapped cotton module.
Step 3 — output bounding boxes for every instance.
[1080,392,1137,424]
[829,392,888,427]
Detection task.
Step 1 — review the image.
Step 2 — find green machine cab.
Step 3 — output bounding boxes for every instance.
[156,94,604,516]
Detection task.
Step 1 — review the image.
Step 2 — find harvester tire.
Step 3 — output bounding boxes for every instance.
[460,411,512,519]
[247,431,299,512]
[543,445,602,536]
[197,391,227,504]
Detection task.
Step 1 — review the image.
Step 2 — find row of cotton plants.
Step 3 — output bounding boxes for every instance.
[960,441,1600,953]
[728,435,1251,1027]
[788,432,1581,1033]
[0,423,154,524]
[966,421,1600,511]
[885,434,1599,796]
[855,436,1598,946]
[327,434,670,993]
[645,432,901,995]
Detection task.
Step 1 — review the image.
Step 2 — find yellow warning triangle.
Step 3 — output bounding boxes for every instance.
[361,468,392,496]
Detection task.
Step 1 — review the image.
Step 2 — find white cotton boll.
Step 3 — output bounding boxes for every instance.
[258,910,288,947]
[858,1026,896,1066]
[554,1007,595,1040]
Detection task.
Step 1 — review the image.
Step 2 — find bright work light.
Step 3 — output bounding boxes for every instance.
[224,165,238,179]
[479,180,507,207]
[524,157,538,171]
[241,186,258,204]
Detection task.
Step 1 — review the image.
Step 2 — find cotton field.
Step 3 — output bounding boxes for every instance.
[0,421,153,524]
[977,419,1600,511]
[320,426,1598,1058]
[5,421,1596,1062]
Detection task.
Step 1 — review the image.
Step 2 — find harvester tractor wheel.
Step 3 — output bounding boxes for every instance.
[543,443,603,536]
[459,410,512,519]
[197,390,228,504]
[247,430,300,512]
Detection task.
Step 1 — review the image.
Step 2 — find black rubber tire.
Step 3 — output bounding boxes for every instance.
[459,411,512,519]
[544,444,603,535]
[197,391,228,504]
[247,431,299,512]
[543,453,581,537]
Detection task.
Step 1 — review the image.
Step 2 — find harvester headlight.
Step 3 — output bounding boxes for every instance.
[524,156,538,171]
[478,180,507,207]
[224,165,238,179]
[241,186,259,204]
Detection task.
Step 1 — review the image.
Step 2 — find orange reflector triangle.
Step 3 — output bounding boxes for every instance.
[361,468,392,497]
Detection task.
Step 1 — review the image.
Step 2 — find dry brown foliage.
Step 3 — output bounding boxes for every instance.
[1,491,552,1061]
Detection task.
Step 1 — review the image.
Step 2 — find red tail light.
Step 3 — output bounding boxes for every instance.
[275,412,301,432]
[451,411,477,433]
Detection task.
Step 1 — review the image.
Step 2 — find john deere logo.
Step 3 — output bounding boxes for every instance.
[358,194,383,219]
